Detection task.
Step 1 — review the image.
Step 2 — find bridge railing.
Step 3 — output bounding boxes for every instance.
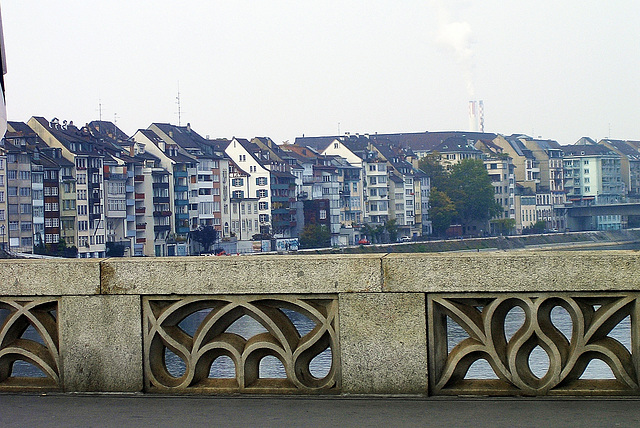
[1,251,639,396]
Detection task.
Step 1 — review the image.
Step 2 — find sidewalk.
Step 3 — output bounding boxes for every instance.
[1,394,639,428]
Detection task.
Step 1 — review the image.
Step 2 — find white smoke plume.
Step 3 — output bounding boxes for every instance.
[434,1,475,96]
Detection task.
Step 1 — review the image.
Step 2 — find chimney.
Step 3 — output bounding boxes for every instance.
[468,101,478,132]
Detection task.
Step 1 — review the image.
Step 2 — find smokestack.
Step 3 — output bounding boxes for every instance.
[478,100,484,133]
[468,101,478,132]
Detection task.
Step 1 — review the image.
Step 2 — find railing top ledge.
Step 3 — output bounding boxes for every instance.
[2,251,640,296]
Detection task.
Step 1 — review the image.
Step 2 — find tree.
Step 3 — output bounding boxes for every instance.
[106,242,126,257]
[434,159,502,232]
[429,189,457,236]
[190,226,219,254]
[491,218,516,235]
[418,152,447,190]
[384,219,399,243]
[299,224,331,249]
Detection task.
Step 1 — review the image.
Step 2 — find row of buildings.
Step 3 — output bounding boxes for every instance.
[0,116,637,257]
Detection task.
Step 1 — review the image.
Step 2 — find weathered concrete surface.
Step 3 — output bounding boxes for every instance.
[59,295,142,392]
[0,259,101,296]
[339,292,427,395]
[383,251,640,292]
[100,255,383,295]
[2,395,639,428]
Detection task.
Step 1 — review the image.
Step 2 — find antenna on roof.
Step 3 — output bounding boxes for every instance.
[176,82,182,126]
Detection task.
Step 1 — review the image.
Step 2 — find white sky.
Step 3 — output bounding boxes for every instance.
[3,1,639,144]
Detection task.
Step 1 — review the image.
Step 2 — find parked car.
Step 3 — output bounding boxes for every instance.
[400,236,412,242]
[358,238,371,245]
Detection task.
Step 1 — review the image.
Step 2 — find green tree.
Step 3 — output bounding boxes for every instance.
[429,189,457,236]
[439,159,502,231]
[384,219,399,242]
[190,226,219,254]
[106,242,126,257]
[418,152,447,190]
[491,218,516,235]
[299,224,331,248]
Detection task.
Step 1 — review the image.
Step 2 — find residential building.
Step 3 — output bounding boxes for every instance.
[599,139,640,201]
[563,143,624,230]
[28,117,106,257]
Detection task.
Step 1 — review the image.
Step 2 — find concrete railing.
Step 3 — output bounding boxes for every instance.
[1,251,640,396]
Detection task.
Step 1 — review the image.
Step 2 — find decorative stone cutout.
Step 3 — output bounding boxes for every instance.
[428,293,639,396]
[143,295,340,393]
[0,298,60,390]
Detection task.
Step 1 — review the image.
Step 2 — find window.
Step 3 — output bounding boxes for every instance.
[232,178,244,186]
[19,187,31,197]
[19,170,30,180]
[78,205,88,216]
[21,237,32,247]
[259,202,268,210]
[352,182,358,192]
[256,177,267,186]
[232,190,244,199]
[319,209,327,220]
[33,206,44,217]
[0,210,4,221]
[7,170,16,180]
[369,177,376,185]
[0,191,3,202]
[20,204,31,214]
[77,173,86,184]
[259,214,269,223]
[257,189,268,198]
[8,186,17,196]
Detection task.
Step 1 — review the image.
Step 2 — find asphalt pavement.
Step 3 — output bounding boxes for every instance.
[1,394,640,428]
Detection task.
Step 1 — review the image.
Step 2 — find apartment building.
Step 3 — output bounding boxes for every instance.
[28,117,106,257]
[563,143,624,230]
[225,138,272,236]
[599,139,640,201]
[2,137,33,252]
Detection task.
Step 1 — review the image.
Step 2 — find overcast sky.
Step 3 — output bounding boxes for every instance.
[3,1,639,144]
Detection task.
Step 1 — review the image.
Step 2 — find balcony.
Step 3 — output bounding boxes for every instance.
[135,193,145,200]
[153,210,172,217]
[136,224,146,230]
[152,182,170,189]
[153,197,170,204]
[135,175,144,182]
[154,225,171,232]
[174,170,188,178]
[135,238,146,243]
[135,207,146,214]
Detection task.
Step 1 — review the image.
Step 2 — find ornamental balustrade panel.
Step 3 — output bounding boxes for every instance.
[0,298,60,390]
[428,293,640,396]
[143,295,340,393]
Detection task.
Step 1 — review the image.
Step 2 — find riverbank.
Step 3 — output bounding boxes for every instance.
[300,229,640,254]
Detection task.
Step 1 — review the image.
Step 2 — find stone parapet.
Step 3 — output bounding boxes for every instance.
[1,251,639,396]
